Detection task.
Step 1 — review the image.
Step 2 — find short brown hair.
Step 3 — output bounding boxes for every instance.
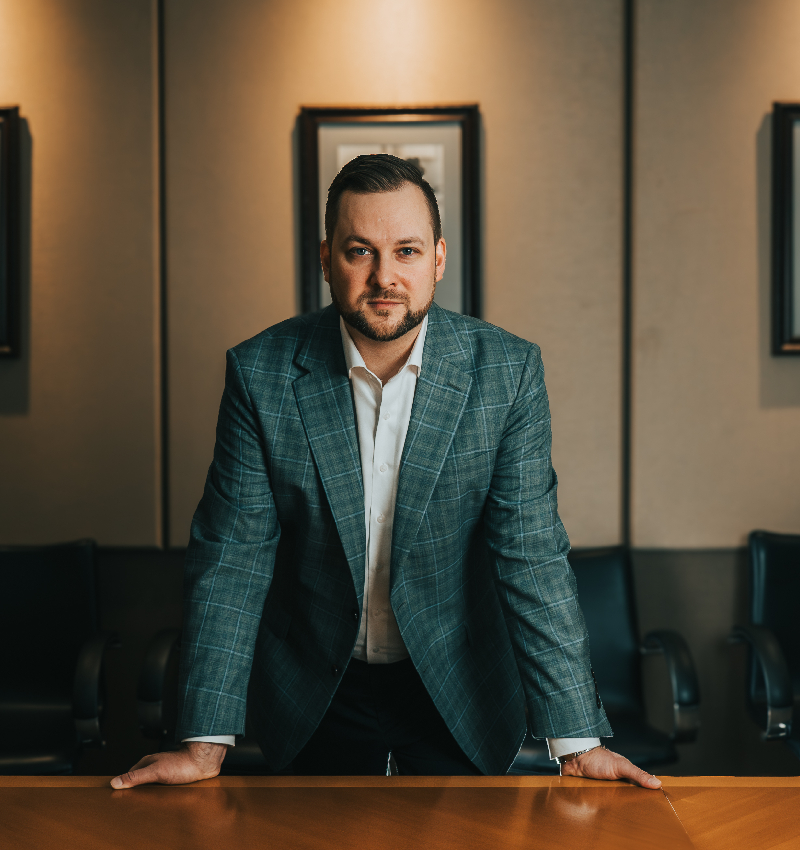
[324,153,442,245]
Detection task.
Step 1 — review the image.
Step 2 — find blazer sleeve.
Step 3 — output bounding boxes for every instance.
[483,344,612,740]
[175,347,280,740]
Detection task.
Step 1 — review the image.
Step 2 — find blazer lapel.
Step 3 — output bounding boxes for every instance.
[391,305,473,582]
[293,308,366,602]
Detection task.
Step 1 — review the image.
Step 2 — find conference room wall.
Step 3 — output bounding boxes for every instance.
[2,3,798,552]
[617,1,800,775]
[0,1,797,776]
[632,0,800,548]
[164,0,625,549]
[0,0,161,546]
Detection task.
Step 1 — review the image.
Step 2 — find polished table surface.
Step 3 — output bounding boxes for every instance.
[1,775,798,850]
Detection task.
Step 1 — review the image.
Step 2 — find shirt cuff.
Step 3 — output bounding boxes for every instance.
[182,735,236,747]
[546,737,601,761]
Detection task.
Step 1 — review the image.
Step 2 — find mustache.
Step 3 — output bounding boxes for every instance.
[358,290,409,304]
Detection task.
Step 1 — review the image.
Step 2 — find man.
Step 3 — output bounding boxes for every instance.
[112,155,660,788]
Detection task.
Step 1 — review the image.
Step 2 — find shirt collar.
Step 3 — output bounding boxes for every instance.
[340,313,429,381]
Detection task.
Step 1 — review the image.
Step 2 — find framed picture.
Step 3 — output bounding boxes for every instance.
[0,106,20,358]
[298,105,480,317]
[772,102,800,355]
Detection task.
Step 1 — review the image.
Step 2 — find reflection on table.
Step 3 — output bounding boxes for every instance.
[1,775,798,850]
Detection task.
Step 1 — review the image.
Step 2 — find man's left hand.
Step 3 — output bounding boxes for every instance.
[560,746,662,789]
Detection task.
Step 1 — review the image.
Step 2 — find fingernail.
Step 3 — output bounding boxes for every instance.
[110,777,123,789]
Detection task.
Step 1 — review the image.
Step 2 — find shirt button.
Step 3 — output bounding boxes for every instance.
[372,647,380,654]
[383,413,390,420]
[377,514,385,523]
[376,564,384,571]
[379,463,388,473]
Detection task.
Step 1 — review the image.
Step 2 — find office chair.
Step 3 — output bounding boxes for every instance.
[510,546,701,774]
[138,629,270,774]
[0,539,118,774]
[729,530,800,759]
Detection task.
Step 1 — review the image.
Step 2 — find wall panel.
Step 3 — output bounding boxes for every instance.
[633,0,800,546]
[166,0,625,547]
[0,0,160,545]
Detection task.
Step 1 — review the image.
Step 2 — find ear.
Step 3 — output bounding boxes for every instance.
[434,238,447,283]
[320,240,331,282]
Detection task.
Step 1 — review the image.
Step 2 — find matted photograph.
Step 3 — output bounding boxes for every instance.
[298,106,480,316]
[772,101,800,355]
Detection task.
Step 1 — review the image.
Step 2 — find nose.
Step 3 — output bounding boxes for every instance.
[370,253,396,289]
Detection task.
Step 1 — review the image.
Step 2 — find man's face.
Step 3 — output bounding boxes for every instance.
[321,183,446,342]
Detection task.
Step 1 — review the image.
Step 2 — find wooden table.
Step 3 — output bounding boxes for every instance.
[1,776,798,850]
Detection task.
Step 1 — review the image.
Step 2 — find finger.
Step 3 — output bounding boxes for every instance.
[127,754,159,773]
[616,758,662,789]
[110,762,161,790]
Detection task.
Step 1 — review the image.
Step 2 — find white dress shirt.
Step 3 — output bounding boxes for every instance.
[186,315,599,760]
[343,314,424,664]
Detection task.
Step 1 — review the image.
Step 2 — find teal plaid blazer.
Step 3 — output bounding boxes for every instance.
[176,303,611,774]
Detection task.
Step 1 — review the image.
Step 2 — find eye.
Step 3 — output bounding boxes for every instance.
[399,247,417,256]
[350,246,370,256]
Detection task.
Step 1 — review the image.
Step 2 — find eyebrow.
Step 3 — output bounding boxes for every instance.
[342,234,426,247]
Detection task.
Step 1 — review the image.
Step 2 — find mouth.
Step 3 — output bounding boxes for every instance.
[367,299,404,308]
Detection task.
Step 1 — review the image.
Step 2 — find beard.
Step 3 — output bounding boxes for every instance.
[329,283,435,342]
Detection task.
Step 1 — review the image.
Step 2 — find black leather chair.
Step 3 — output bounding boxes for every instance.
[729,530,800,759]
[510,546,700,774]
[138,629,270,774]
[0,540,118,774]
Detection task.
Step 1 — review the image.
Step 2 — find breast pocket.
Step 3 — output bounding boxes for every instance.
[432,444,495,506]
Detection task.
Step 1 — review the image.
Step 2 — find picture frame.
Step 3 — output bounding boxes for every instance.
[772,102,800,355]
[0,106,21,358]
[298,105,481,317]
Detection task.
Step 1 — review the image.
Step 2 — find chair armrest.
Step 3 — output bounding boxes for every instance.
[72,631,121,747]
[138,628,181,739]
[641,629,701,743]
[728,624,793,739]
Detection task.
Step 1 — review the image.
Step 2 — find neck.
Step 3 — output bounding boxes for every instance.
[344,321,423,383]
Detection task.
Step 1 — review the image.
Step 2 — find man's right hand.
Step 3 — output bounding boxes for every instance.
[110,741,228,789]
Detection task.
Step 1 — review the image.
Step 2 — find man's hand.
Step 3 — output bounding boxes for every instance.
[560,746,662,789]
[110,741,228,789]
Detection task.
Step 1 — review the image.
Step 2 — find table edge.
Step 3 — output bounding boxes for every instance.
[1,775,798,789]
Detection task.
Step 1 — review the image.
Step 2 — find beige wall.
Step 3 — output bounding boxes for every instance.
[8,1,797,552]
[166,0,625,547]
[633,0,800,547]
[0,0,161,545]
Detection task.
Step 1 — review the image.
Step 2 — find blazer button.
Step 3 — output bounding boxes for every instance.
[351,609,359,622]
[332,664,340,676]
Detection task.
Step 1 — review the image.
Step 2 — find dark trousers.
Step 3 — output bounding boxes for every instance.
[290,657,481,776]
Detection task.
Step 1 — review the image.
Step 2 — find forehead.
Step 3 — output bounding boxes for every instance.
[335,184,432,242]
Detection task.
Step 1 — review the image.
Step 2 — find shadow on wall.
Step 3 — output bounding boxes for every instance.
[0,117,32,415]
[756,112,800,408]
